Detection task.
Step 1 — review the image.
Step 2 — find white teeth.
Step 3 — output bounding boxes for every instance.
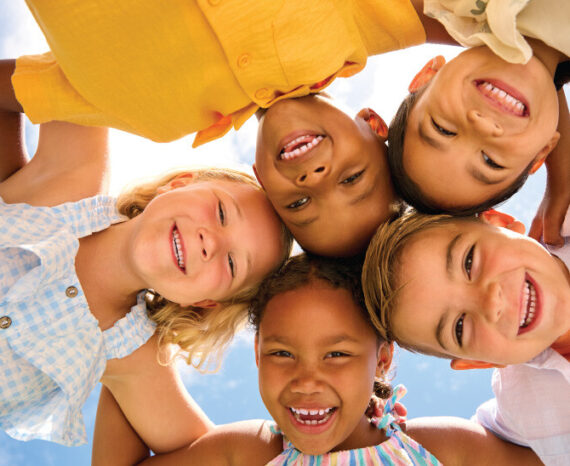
[172,228,185,270]
[478,81,526,116]
[289,406,335,425]
[520,280,536,328]
[280,135,324,160]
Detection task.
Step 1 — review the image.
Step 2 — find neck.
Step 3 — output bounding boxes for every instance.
[75,218,143,330]
[528,38,565,76]
[330,414,387,452]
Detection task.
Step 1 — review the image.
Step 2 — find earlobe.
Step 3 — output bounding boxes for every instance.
[451,358,505,370]
[408,56,446,93]
[375,341,394,377]
[357,108,388,139]
[480,209,525,234]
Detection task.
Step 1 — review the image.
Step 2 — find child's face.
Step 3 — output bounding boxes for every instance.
[254,95,396,256]
[392,220,570,366]
[403,47,560,209]
[255,281,385,454]
[129,179,284,306]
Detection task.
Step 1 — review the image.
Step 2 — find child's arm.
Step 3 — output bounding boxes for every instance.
[0,120,110,206]
[407,417,542,465]
[0,60,26,182]
[529,89,570,246]
[410,0,458,45]
[92,386,151,466]
[101,334,214,455]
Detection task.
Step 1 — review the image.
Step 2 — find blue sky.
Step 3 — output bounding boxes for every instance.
[0,3,553,465]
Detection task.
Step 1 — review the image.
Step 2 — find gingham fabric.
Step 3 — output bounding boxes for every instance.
[268,385,443,465]
[0,196,156,446]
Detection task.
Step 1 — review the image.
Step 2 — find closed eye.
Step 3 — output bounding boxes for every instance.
[326,351,349,358]
[340,169,365,185]
[270,350,293,358]
[464,244,475,279]
[218,200,226,225]
[455,313,465,347]
[482,152,504,169]
[228,254,235,278]
[286,197,310,210]
[431,118,456,136]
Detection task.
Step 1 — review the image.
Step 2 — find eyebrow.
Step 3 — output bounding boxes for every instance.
[446,233,462,277]
[467,165,506,186]
[418,120,445,150]
[289,215,319,228]
[262,334,360,345]
[435,312,449,351]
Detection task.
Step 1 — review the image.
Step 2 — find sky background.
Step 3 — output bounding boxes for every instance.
[0,3,558,465]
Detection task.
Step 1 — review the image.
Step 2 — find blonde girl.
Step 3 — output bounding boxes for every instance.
[0,116,292,452]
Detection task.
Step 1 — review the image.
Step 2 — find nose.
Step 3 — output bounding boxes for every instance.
[289,362,324,395]
[467,110,503,137]
[480,281,504,323]
[198,228,220,261]
[295,163,330,187]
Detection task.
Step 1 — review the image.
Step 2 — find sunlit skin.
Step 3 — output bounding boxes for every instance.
[254,95,396,256]
[255,281,391,455]
[125,179,284,306]
[392,220,570,366]
[403,46,560,208]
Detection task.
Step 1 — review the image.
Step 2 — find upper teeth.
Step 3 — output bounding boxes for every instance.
[280,135,324,160]
[520,280,536,328]
[478,81,526,116]
[289,406,335,425]
[172,228,185,270]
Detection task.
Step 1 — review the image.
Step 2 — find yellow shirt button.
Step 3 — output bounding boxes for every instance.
[255,88,271,100]
[0,316,12,329]
[66,286,78,298]
[237,54,251,68]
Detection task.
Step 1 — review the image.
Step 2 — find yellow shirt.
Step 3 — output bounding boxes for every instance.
[14,0,425,145]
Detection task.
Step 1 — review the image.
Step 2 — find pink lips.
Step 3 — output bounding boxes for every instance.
[278,131,325,162]
[287,406,338,435]
[171,224,187,274]
[474,79,530,117]
[517,274,541,336]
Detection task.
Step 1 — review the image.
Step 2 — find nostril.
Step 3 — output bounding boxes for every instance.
[299,174,307,182]
[202,248,207,258]
[314,166,325,173]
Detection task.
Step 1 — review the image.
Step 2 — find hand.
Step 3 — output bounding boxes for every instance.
[529,189,569,246]
[366,395,407,425]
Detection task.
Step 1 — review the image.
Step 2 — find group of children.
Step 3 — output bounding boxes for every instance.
[1,0,568,464]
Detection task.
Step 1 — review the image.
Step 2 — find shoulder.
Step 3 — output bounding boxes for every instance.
[405,417,541,466]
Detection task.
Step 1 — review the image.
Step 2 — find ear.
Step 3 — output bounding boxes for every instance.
[408,56,446,93]
[254,334,260,367]
[252,164,265,189]
[191,299,219,309]
[480,209,526,234]
[157,173,195,194]
[356,108,388,139]
[375,341,394,377]
[529,131,560,174]
[450,358,506,370]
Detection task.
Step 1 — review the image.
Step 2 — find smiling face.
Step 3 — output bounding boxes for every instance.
[392,219,570,366]
[255,281,386,454]
[254,95,396,256]
[403,47,560,209]
[128,179,284,306]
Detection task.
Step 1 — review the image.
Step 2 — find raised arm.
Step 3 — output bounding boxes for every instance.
[407,417,541,465]
[529,88,570,246]
[410,0,458,45]
[101,335,214,455]
[0,60,26,181]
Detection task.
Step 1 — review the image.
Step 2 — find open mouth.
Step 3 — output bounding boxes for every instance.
[171,225,186,273]
[280,134,324,161]
[475,80,529,117]
[518,278,538,334]
[289,406,336,426]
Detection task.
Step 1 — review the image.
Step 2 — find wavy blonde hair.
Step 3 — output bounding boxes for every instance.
[362,210,473,358]
[116,167,293,371]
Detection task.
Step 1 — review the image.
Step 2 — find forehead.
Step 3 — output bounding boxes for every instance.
[259,283,374,340]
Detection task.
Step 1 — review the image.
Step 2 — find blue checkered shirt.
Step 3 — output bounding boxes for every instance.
[0,196,156,446]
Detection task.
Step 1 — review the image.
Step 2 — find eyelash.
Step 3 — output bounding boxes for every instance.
[482,152,504,169]
[455,314,465,347]
[218,201,235,277]
[431,118,456,136]
[271,350,293,358]
[464,244,475,279]
[286,197,309,210]
[326,351,349,358]
[340,170,365,185]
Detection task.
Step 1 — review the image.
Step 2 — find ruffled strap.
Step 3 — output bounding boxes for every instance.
[372,384,407,435]
[103,293,156,360]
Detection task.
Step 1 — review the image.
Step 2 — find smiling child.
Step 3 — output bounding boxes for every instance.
[363,209,570,463]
